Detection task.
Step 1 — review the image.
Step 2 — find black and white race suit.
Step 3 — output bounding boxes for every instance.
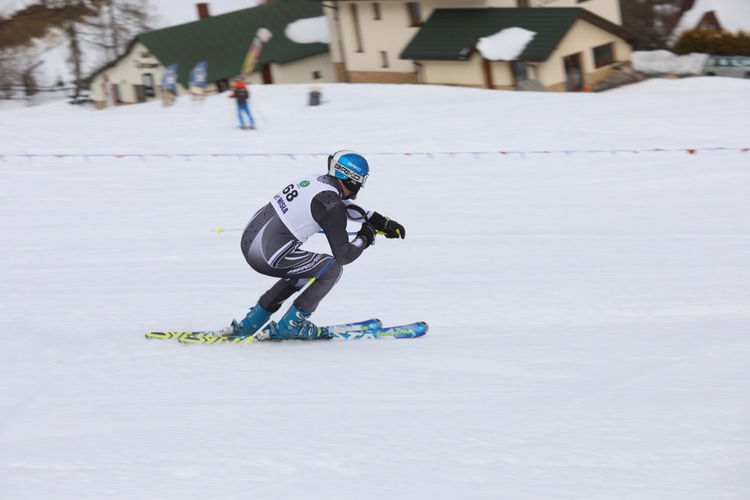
[240,173,371,313]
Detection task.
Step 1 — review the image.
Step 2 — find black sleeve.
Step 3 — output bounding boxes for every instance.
[311,191,369,265]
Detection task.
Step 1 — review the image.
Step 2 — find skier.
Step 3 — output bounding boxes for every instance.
[218,150,406,340]
[228,80,255,130]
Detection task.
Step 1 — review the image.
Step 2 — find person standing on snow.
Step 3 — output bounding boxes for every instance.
[228,80,255,130]
[217,150,406,340]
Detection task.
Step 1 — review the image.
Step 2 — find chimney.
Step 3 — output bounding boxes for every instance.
[197,3,210,20]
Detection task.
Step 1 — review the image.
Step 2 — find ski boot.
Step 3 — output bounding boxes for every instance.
[261,305,331,341]
[213,303,272,338]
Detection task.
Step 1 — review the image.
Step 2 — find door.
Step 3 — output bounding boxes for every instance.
[261,64,273,84]
[512,61,529,85]
[134,84,146,103]
[563,53,583,92]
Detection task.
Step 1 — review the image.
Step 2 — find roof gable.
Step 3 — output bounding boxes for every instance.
[137,0,327,85]
[675,0,750,34]
[401,8,634,62]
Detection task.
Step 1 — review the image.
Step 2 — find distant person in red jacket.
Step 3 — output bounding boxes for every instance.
[229,80,255,130]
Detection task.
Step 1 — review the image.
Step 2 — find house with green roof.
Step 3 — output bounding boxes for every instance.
[403,7,639,91]
[317,0,643,91]
[89,0,332,107]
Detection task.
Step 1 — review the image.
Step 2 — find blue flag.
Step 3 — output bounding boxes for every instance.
[162,64,178,94]
[161,63,178,107]
[189,61,208,89]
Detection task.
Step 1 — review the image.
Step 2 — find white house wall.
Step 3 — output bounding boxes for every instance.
[336,1,420,73]
[89,43,177,103]
[424,0,622,23]
[421,58,484,87]
[268,52,336,84]
[488,57,516,87]
[530,0,622,24]
[90,42,173,105]
[322,2,343,65]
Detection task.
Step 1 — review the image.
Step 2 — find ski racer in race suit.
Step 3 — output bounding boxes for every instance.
[219,150,406,340]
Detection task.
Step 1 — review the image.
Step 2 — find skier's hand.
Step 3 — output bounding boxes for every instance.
[382,218,405,239]
[356,222,377,247]
[369,212,405,239]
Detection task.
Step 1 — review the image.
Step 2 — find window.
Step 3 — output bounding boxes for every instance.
[312,71,322,80]
[380,51,389,68]
[593,43,614,68]
[350,3,364,52]
[373,2,381,20]
[406,2,421,27]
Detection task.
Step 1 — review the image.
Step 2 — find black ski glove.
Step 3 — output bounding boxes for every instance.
[368,212,406,239]
[356,222,377,247]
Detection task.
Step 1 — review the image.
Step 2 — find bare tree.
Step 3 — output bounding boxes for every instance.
[87,0,152,62]
[621,0,693,49]
[0,49,22,95]
[0,46,44,97]
[47,0,152,95]
[58,0,89,96]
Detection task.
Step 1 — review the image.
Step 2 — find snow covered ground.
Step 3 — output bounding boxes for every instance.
[1,78,749,499]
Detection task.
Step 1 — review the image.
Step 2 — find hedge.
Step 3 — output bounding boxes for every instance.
[673,29,750,56]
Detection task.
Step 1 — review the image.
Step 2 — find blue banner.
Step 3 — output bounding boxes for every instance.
[189,61,208,89]
[162,64,178,93]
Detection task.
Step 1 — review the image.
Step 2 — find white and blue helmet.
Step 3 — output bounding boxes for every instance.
[328,150,369,197]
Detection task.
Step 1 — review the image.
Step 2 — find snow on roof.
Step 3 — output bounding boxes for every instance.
[285,16,329,45]
[676,0,750,34]
[476,27,536,62]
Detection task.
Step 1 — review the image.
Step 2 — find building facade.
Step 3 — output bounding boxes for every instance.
[318,0,638,91]
[89,0,334,107]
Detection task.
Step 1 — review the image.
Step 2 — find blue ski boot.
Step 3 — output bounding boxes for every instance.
[215,303,272,337]
[267,305,331,341]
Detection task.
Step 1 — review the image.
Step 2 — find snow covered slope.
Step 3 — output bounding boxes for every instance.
[1,80,749,499]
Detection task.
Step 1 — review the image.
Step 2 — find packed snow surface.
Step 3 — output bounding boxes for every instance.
[1,78,749,499]
[632,50,709,75]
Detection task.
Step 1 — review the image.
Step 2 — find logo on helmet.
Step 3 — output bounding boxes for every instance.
[335,163,366,185]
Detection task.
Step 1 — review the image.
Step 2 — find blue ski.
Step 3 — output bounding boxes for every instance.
[330,321,428,340]
[255,321,428,341]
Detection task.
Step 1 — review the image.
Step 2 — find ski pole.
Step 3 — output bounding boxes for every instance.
[305,257,335,288]
[252,100,269,125]
[213,226,356,235]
